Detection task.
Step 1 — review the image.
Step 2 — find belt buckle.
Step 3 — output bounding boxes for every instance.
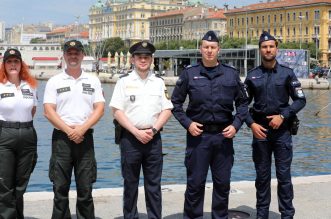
[13,122,20,129]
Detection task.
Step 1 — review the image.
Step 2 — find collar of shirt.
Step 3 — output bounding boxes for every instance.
[3,80,28,88]
[261,61,279,73]
[61,70,88,80]
[131,70,155,82]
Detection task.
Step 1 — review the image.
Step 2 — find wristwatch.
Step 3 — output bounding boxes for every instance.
[279,114,285,120]
[152,127,158,135]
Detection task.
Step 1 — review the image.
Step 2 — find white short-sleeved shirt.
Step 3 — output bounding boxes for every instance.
[43,71,105,125]
[109,70,173,129]
[0,81,38,122]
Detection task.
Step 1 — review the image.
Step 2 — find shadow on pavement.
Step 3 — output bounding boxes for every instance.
[163,206,281,219]
[114,213,148,219]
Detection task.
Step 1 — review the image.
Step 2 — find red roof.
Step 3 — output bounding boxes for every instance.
[225,0,331,14]
[99,57,108,61]
[32,57,59,61]
[151,7,194,18]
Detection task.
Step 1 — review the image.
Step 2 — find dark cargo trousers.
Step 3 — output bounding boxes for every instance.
[252,129,295,219]
[0,125,37,219]
[49,129,97,219]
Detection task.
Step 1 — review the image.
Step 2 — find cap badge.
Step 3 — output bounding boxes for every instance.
[70,42,76,46]
[208,36,211,40]
[264,36,268,40]
[9,50,15,55]
[142,42,147,47]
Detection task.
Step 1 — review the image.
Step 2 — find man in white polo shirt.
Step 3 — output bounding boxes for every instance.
[110,41,173,219]
[43,40,105,219]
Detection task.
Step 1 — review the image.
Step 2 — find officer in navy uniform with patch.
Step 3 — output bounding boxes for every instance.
[0,48,38,219]
[244,31,306,219]
[171,30,249,218]
[109,41,173,219]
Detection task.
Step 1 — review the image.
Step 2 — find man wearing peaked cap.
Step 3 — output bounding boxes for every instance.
[171,30,248,218]
[63,39,85,53]
[43,37,105,218]
[244,31,306,219]
[258,31,277,47]
[129,40,155,55]
[3,48,22,62]
[110,40,172,218]
[201,30,219,43]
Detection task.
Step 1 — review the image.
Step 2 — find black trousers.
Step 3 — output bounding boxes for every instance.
[49,129,97,219]
[0,126,37,219]
[184,132,234,219]
[252,129,294,219]
[120,131,163,219]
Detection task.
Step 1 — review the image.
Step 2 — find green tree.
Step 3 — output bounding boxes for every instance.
[30,37,46,44]
[102,37,128,57]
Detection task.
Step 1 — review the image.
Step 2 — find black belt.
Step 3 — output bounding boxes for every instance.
[0,120,33,128]
[202,123,230,133]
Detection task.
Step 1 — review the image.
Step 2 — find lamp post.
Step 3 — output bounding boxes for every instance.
[298,15,305,49]
[244,11,248,76]
[196,32,199,50]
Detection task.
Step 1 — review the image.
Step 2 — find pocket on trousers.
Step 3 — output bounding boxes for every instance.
[91,159,97,183]
[29,152,38,175]
[49,158,55,182]
[184,147,193,168]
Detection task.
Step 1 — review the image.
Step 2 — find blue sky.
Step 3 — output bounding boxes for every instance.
[0,0,260,27]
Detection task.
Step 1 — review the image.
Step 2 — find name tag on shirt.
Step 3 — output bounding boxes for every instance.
[83,87,95,95]
[1,93,15,98]
[21,89,34,99]
[57,87,71,94]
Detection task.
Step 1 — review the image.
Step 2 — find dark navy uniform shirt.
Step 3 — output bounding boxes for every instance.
[171,62,248,131]
[244,61,306,126]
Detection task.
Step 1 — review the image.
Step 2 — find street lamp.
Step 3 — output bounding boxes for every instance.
[298,15,305,49]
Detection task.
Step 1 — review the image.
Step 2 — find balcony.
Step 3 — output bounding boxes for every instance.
[312,34,320,39]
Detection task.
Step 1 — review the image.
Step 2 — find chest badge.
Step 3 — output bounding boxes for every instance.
[130,95,135,102]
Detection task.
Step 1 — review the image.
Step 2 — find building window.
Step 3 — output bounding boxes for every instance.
[329,10,331,19]
[306,11,309,20]
[251,17,253,24]
[268,15,270,23]
[274,28,277,36]
[274,15,277,23]
[293,12,296,21]
[280,27,283,36]
[314,10,320,20]
[293,27,296,36]
[287,13,290,21]
[306,27,308,35]
[280,14,283,22]
[242,17,244,26]
[257,16,259,24]
[287,28,290,36]
[262,16,264,23]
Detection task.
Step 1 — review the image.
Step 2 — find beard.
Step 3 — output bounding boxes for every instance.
[262,54,276,62]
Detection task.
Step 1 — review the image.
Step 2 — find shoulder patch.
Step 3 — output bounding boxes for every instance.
[119,73,129,79]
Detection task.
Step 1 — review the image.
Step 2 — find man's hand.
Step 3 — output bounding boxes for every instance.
[134,129,153,144]
[250,123,267,139]
[222,125,237,138]
[188,122,203,136]
[267,115,284,129]
[66,126,85,144]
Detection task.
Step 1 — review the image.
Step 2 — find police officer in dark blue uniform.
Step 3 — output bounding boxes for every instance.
[171,30,248,219]
[244,31,306,219]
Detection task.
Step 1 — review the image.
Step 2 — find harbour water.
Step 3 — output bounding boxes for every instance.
[28,80,331,192]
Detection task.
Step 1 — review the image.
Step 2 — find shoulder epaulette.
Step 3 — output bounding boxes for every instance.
[247,66,260,74]
[222,63,237,70]
[154,74,164,80]
[185,63,199,69]
[279,63,292,70]
[119,73,129,79]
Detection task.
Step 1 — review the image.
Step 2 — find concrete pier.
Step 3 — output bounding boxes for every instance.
[23,175,331,219]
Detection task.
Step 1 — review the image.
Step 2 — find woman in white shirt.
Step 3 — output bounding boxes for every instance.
[0,48,38,219]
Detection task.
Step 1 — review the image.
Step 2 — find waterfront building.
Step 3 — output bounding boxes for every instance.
[149,6,226,45]
[88,0,191,46]
[46,24,89,45]
[224,0,331,66]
